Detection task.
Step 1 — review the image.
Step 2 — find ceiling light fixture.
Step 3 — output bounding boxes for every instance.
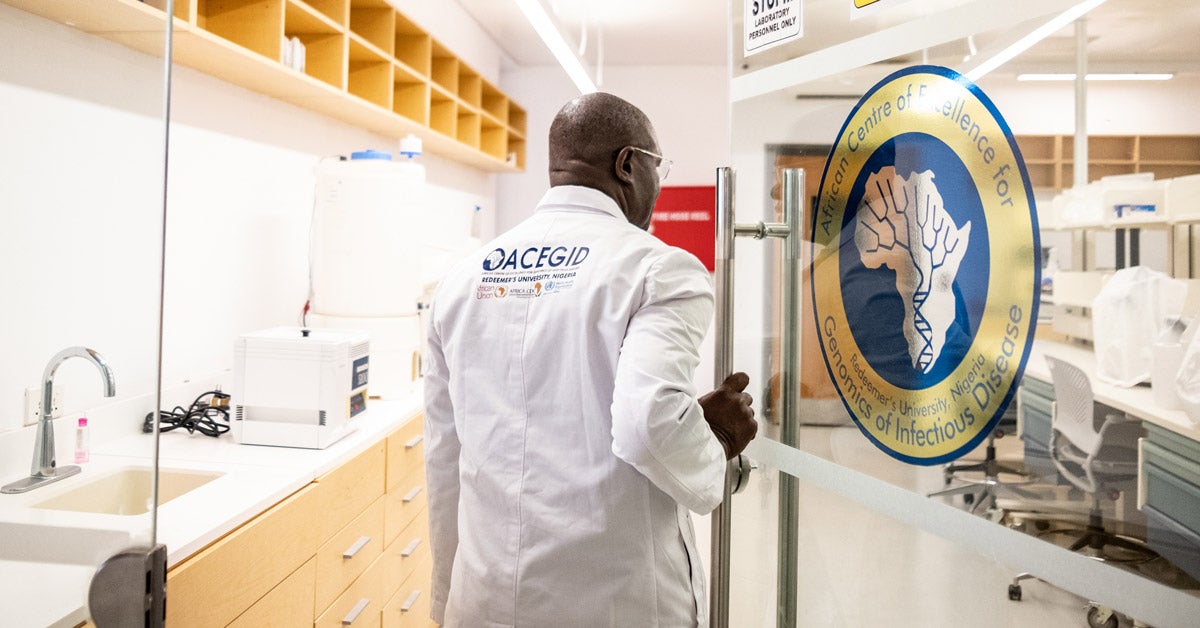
[514,0,597,94]
[965,0,1108,82]
[1017,73,1175,81]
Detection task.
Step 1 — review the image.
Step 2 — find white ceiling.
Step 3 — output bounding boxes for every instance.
[458,0,1200,92]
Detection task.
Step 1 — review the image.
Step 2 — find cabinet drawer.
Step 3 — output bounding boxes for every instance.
[378,510,432,602]
[317,440,386,542]
[387,416,425,491]
[1146,422,1200,462]
[317,497,387,612]
[228,557,316,628]
[1019,387,1053,419]
[385,466,427,547]
[1019,404,1053,448]
[381,552,434,628]
[1142,439,1200,536]
[1021,376,1054,400]
[167,483,323,627]
[315,560,385,628]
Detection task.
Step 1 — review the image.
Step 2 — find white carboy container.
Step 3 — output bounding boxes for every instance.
[309,137,426,397]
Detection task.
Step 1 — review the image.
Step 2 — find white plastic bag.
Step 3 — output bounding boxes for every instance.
[1092,266,1186,387]
[1177,319,1200,426]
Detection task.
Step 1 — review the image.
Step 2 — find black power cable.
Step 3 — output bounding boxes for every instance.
[143,390,231,437]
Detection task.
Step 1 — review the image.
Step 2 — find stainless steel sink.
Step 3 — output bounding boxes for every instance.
[33,466,223,516]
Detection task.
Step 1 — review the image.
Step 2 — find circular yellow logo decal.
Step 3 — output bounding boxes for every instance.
[812,66,1040,465]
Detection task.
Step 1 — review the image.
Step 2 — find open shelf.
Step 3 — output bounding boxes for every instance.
[392,64,427,124]
[430,93,457,138]
[284,0,345,88]
[1017,134,1200,192]
[303,0,346,27]
[393,12,429,77]
[481,118,506,161]
[8,0,525,172]
[197,0,284,61]
[430,41,458,97]
[458,66,482,109]
[482,81,508,124]
[1061,136,1137,162]
[348,36,391,109]
[509,104,527,137]
[1016,134,1058,161]
[457,110,480,149]
[508,137,526,170]
[349,0,393,56]
[1142,136,1200,162]
[145,0,190,20]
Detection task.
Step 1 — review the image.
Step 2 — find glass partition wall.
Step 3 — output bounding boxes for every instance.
[0,1,173,624]
[720,1,1200,627]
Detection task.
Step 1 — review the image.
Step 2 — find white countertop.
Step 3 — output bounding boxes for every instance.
[1025,339,1200,442]
[0,393,423,628]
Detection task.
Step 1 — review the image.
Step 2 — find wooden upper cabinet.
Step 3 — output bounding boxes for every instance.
[6,0,526,172]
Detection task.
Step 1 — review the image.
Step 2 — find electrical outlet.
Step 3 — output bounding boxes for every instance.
[22,386,59,426]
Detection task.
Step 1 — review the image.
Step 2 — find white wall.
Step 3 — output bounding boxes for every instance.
[496,65,732,231]
[0,1,506,435]
[980,74,1200,136]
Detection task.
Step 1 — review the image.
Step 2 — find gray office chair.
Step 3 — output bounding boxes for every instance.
[928,406,1038,519]
[1010,356,1159,610]
[1041,355,1155,561]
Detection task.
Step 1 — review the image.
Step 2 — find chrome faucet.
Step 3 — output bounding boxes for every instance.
[2,346,116,494]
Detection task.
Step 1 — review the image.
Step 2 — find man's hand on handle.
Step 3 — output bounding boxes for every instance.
[699,372,757,460]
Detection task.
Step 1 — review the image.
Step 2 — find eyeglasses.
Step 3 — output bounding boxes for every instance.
[627,146,672,182]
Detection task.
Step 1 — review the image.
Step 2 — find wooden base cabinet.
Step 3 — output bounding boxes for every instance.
[382,552,434,628]
[229,558,318,628]
[165,415,435,627]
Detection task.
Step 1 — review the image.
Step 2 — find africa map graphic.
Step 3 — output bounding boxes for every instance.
[853,166,972,374]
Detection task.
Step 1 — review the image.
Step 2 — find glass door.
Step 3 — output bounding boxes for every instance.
[717,1,1200,627]
[0,0,176,624]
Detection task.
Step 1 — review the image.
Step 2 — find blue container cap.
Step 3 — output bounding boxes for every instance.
[350,149,393,161]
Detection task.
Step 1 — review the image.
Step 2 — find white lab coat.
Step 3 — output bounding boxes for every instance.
[424,185,727,628]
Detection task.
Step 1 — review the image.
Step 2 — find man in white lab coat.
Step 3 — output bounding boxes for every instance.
[424,92,757,628]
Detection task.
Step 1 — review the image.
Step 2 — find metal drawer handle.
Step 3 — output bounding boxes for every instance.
[401,589,421,612]
[343,536,371,559]
[342,598,370,625]
[403,486,422,502]
[401,537,422,557]
[405,435,424,449]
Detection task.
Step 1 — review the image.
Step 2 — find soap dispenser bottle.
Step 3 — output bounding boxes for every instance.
[74,417,90,463]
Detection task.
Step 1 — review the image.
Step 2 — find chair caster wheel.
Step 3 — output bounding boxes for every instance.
[1086,604,1118,628]
[1007,584,1022,601]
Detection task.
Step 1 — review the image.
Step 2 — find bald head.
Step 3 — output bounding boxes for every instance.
[547,93,662,229]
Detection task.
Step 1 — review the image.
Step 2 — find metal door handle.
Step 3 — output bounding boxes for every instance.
[403,486,422,502]
[401,537,422,557]
[405,435,423,448]
[731,454,758,494]
[709,166,804,628]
